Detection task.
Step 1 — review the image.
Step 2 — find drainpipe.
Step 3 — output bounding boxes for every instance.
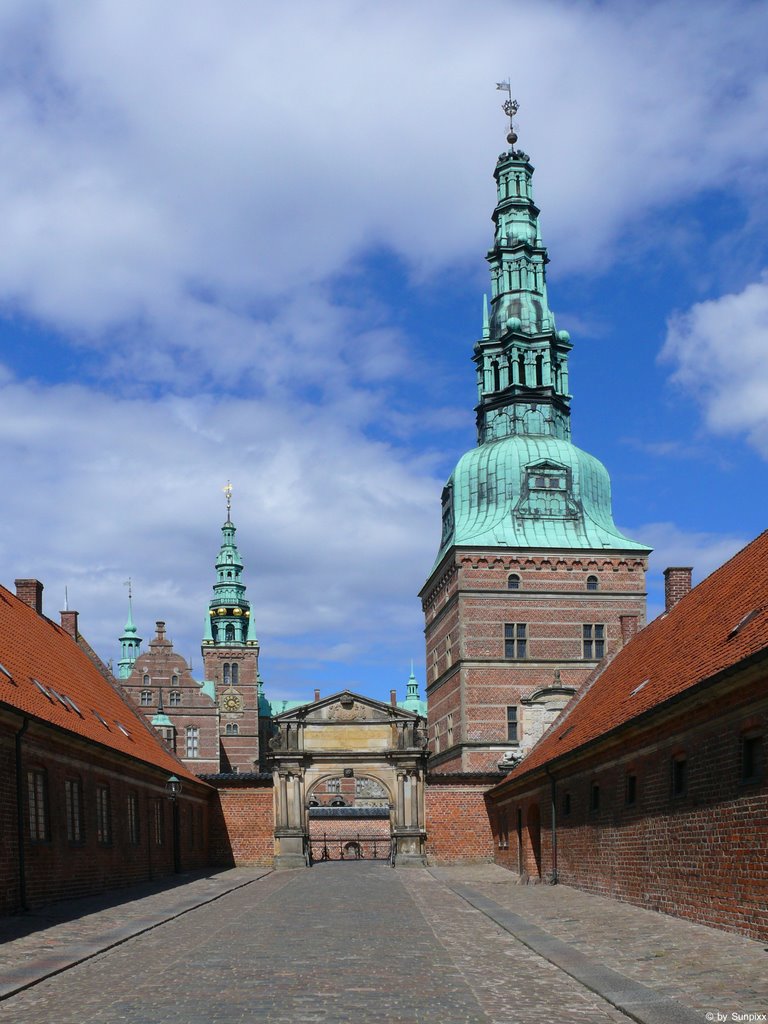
[15,717,29,911]
[545,765,558,885]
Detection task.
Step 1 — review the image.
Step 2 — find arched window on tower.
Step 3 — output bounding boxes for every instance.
[143,674,150,686]
[231,663,239,686]
[508,573,520,590]
[225,723,239,736]
[518,353,526,386]
[225,623,235,643]
[535,353,543,387]
[492,360,501,391]
[586,575,599,591]
[171,674,178,687]
[223,663,230,686]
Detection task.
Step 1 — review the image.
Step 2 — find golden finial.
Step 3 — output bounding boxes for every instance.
[223,481,233,522]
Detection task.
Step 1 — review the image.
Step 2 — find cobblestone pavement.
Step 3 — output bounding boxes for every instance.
[1,863,765,1024]
[0,867,267,999]
[437,864,768,1020]
[1,863,634,1024]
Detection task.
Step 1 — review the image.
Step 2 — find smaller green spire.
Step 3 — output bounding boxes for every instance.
[117,579,142,679]
[202,484,258,649]
[400,661,427,715]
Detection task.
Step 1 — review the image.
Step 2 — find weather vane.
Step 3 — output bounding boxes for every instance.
[496,80,519,147]
[223,481,233,520]
[124,576,132,600]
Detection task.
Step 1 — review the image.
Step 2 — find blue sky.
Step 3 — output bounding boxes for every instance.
[0,0,767,704]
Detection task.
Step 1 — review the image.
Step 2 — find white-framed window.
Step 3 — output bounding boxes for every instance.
[583,623,605,659]
[504,623,527,659]
[186,726,199,758]
[140,690,153,706]
[27,769,49,842]
[169,691,181,707]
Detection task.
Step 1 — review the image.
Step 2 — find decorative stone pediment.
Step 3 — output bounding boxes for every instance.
[274,689,418,725]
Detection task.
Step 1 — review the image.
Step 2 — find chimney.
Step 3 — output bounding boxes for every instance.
[314,688,320,702]
[60,610,79,641]
[15,579,43,614]
[390,689,397,706]
[619,614,639,646]
[664,567,693,612]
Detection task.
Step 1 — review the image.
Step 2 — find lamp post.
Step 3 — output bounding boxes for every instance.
[166,775,182,873]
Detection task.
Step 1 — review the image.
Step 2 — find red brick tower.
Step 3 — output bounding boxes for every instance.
[420,100,650,773]
[201,485,261,772]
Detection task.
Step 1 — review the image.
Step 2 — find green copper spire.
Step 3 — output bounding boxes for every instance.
[117,578,142,679]
[430,94,650,568]
[474,95,572,446]
[202,484,259,648]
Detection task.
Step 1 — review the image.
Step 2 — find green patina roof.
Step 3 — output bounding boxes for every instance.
[429,115,650,573]
[434,435,649,570]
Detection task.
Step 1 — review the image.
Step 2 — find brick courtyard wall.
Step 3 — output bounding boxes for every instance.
[309,815,391,861]
[425,774,497,863]
[0,712,211,913]
[489,666,768,941]
[207,777,274,867]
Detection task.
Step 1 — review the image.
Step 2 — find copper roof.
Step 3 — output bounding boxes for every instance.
[0,584,203,785]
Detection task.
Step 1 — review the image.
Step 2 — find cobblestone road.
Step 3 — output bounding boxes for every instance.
[1,863,630,1024]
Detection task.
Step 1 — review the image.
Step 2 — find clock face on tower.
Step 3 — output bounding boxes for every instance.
[221,693,243,713]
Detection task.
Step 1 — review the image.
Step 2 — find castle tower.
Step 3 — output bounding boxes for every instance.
[201,484,261,772]
[420,96,651,773]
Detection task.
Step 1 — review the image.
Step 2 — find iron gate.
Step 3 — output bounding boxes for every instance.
[309,831,392,863]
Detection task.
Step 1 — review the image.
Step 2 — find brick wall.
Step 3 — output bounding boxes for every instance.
[1,713,211,914]
[208,780,274,867]
[490,670,768,941]
[425,776,496,863]
[424,550,647,772]
[309,815,390,860]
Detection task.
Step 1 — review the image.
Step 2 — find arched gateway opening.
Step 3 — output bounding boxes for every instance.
[307,774,393,862]
[268,691,429,868]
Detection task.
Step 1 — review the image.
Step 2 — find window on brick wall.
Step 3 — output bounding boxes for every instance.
[447,713,453,746]
[590,782,600,812]
[223,663,230,686]
[741,734,764,784]
[434,725,441,754]
[171,674,179,686]
[225,723,239,736]
[562,791,571,816]
[140,690,152,706]
[326,777,340,794]
[186,726,199,758]
[231,663,239,686]
[445,634,452,667]
[582,623,605,659]
[671,754,688,797]
[506,706,519,742]
[96,784,111,844]
[586,575,598,591]
[432,648,438,682]
[143,673,150,686]
[154,800,164,845]
[169,690,181,706]
[507,573,520,590]
[625,772,637,807]
[65,778,84,843]
[504,623,527,659]
[27,769,49,842]
[127,792,140,845]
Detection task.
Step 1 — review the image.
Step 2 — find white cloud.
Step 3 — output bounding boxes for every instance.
[661,272,768,456]
[0,1,765,380]
[0,369,441,696]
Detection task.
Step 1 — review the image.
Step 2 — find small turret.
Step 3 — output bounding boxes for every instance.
[400,661,427,716]
[117,579,142,680]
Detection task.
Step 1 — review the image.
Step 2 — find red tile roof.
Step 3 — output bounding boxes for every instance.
[0,584,203,785]
[499,530,768,785]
